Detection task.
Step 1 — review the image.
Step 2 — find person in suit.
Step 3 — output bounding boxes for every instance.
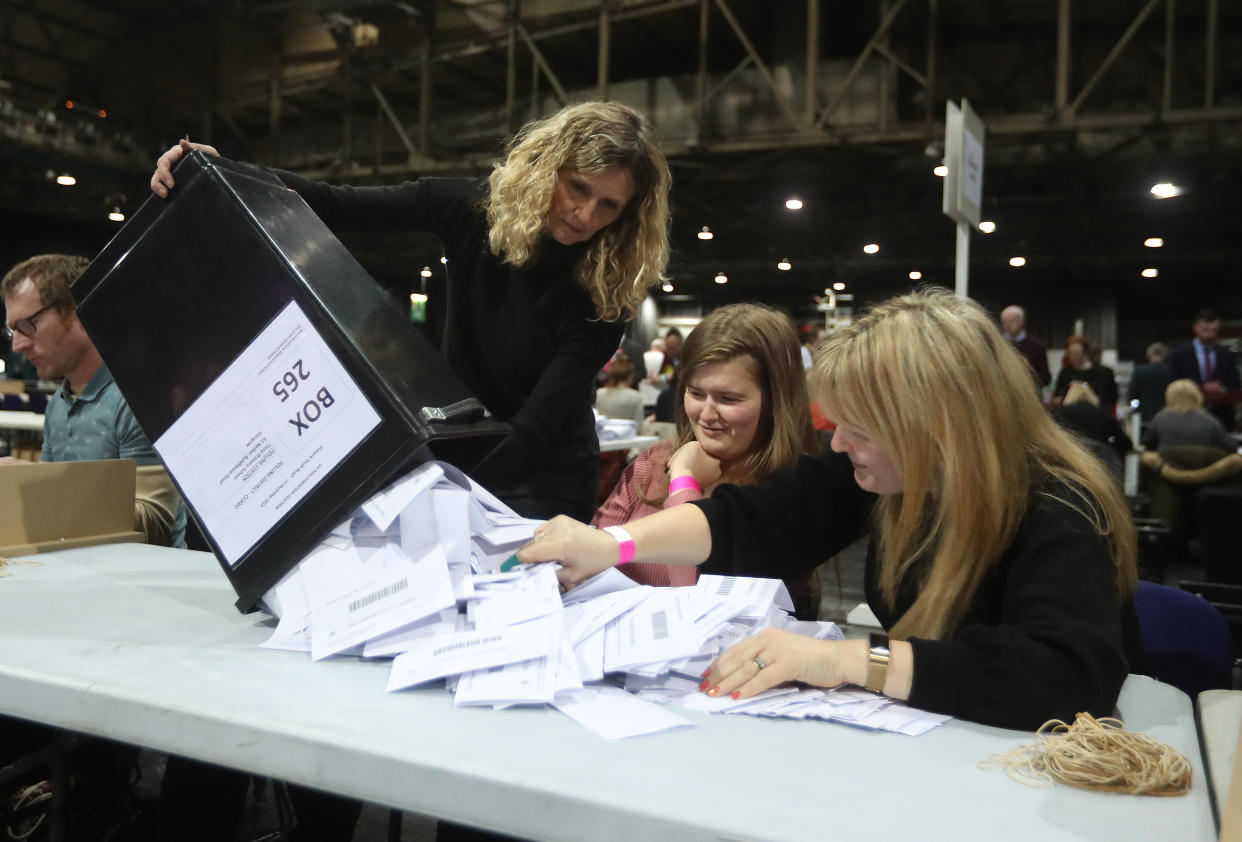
[1166,309,1240,431]
[1129,341,1172,423]
[1001,304,1051,390]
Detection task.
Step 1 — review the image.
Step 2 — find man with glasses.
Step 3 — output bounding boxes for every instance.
[1,253,185,547]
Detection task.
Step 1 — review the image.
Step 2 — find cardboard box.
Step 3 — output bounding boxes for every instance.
[73,151,508,612]
[0,459,144,556]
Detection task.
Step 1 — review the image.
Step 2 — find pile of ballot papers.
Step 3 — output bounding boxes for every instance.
[594,411,638,441]
[258,460,949,739]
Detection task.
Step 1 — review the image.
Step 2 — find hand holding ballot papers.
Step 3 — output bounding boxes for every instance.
[256,461,949,739]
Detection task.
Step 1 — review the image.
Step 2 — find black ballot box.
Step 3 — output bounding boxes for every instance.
[74,150,510,612]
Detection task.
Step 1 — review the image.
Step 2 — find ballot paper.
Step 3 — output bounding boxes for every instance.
[256,458,952,739]
[553,686,694,740]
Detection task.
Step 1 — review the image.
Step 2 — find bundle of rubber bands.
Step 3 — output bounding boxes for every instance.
[979,712,1192,796]
[0,557,41,579]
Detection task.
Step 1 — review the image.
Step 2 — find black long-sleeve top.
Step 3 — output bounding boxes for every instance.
[269,172,623,516]
[693,449,1140,730]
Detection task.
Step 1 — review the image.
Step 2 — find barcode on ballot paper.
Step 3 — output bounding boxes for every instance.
[348,578,409,613]
[434,635,502,656]
[651,610,669,640]
[716,576,737,596]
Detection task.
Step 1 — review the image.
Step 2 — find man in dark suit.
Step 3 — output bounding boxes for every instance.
[1001,305,1052,390]
[1167,309,1240,430]
[1129,341,1172,423]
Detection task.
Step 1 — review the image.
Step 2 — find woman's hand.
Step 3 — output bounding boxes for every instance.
[150,139,221,198]
[667,440,721,489]
[516,515,622,590]
[700,628,865,700]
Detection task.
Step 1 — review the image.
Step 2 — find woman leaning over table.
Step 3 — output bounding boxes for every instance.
[593,302,818,592]
[152,101,671,524]
[520,288,1141,730]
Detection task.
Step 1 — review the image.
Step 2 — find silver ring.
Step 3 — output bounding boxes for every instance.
[536,530,546,542]
[752,655,767,671]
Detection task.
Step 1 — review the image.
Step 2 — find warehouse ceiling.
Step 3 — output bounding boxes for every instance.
[1,0,1240,344]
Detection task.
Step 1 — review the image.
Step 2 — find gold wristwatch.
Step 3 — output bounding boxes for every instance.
[864,632,891,693]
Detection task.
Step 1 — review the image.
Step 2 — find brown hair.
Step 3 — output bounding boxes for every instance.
[2,254,88,313]
[605,353,636,387]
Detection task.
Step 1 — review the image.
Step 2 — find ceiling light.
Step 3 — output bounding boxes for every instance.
[661,282,674,292]
[1009,256,1026,267]
[978,221,996,234]
[107,207,125,222]
[440,256,448,263]
[908,271,922,280]
[1149,182,1182,198]
[863,243,879,255]
[698,226,713,240]
[1144,237,1164,248]
[832,282,845,291]
[933,164,948,177]
[55,174,76,186]
[409,293,428,303]
[1141,268,1159,278]
[714,272,727,284]
[777,258,792,271]
[420,266,432,278]
[785,198,803,211]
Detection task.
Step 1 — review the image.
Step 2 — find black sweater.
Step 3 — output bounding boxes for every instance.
[270,172,623,518]
[694,449,1140,730]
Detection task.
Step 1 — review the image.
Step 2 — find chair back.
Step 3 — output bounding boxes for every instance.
[1134,580,1234,697]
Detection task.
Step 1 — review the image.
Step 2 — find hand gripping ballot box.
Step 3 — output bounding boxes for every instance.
[73,151,509,612]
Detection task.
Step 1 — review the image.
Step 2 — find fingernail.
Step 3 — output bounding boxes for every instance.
[698,680,709,690]
[700,669,711,678]
[707,686,720,697]
[731,691,740,700]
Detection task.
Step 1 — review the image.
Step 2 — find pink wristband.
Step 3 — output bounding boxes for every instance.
[603,525,635,566]
[668,475,702,495]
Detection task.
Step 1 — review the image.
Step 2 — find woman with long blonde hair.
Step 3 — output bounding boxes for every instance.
[521,288,1140,729]
[152,101,671,521]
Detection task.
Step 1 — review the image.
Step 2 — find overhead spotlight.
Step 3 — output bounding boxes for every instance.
[409,293,428,303]
[1141,267,1159,278]
[98,109,107,119]
[107,207,125,222]
[714,272,727,284]
[1144,237,1164,248]
[661,282,674,292]
[420,266,432,278]
[1009,256,1026,268]
[777,258,792,271]
[832,282,846,291]
[978,221,996,234]
[933,164,948,177]
[698,226,714,240]
[863,243,879,255]
[908,271,922,280]
[64,100,74,109]
[55,174,76,186]
[440,255,448,263]
[785,198,803,211]
[1149,182,1182,198]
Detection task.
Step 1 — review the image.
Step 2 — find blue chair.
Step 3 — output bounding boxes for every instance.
[1134,580,1235,697]
[26,392,47,414]
[1,393,24,411]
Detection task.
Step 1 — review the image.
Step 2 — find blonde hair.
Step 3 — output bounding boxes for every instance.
[641,304,817,504]
[813,288,1137,641]
[1164,378,1204,413]
[1063,380,1100,407]
[486,101,671,322]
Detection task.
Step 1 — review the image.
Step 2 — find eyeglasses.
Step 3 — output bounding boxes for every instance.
[3,302,56,341]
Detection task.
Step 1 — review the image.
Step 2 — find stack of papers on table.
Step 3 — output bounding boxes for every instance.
[257,460,950,740]
[594,411,638,441]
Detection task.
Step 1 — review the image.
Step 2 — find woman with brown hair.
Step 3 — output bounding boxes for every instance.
[521,288,1140,729]
[152,101,672,523]
[1052,334,1119,411]
[592,302,818,587]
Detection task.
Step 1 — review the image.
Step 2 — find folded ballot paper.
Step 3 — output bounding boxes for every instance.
[257,460,950,739]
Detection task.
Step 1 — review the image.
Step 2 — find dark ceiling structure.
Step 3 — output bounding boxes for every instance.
[2,0,1240,353]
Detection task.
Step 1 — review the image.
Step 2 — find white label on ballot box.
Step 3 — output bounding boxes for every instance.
[155,300,381,566]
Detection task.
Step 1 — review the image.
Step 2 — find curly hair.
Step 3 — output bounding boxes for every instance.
[486,101,671,322]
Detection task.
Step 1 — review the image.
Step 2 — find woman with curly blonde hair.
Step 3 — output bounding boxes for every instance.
[153,101,671,521]
[521,288,1141,730]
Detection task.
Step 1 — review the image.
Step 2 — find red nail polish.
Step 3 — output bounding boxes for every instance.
[701,669,711,678]
[708,686,720,696]
[698,680,709,690]
[731,691,741,700]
